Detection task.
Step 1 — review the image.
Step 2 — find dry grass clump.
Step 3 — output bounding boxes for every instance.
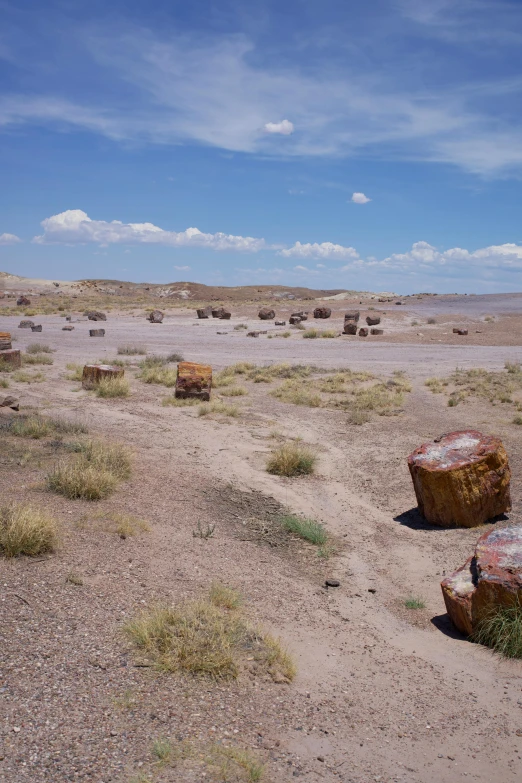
[425,377,448,394]
[26,342,53,354]
[139,365,178,387]
[117,344,147,355]
[473,598,522,658]
[220,386,247,396]
[0,357,14,373]
[234,323,249,330]
[23,352,53,365]
[66,362,84,381]
[198,401,240,417]
[271,380,322,407]
[280,514,327,545]
[149,738,264,781]
[425,364,522,408]
[7,413,88,439]
[0,377,8,388]
[302,328,337,339]
[0,503,58,557]
[95,376,131,398]
[162,396,200,407]
[124,586,295,682]
[12,371,45,383]
[266,441,317,477]
[46,439,131,500]
[404,596,426,610]
[166,352,184,363]
[344,381,407,424]
[90,511,149,537]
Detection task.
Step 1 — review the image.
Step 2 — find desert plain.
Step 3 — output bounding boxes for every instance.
[1,273,522,783]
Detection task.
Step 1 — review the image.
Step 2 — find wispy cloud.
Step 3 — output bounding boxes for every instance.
[174,265,191,270]
[0,232,21,244]
[33,210,265,252]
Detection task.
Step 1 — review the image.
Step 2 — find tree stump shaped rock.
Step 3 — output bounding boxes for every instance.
[219,311,231,320]
[196,307,212,319]
[147,310,164,323]
[314,307,332,319]
[441,524,522,636]
[0,395,19,411]
[370,328,384,335]
[258,308,275,320]
[82,364,124,390]
[31,325,42,332]
[211,307,226,318]
[87,311,107,322]
[408,431,511,528]
[175,362,212,400]
[17,296,31,306]
[0,332,12,351]
[89,329,105,337]
[0,349,21,369]
[343,322,357,335]
[366,316,381,326]
[358,328,369,337]
[289,315,302,325]
[19,320,34,329]
[345,311,360,323]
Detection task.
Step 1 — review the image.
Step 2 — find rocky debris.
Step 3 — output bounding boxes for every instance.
[289,315,303,325]
[344,311,360,323]
[314,307,332,319]
[62,325,74,331]
[453,328,468,335]
[89,329,105,337]
[325,579,340,588]
[292,311,308,321]
[212,307,226,318]
[358,328,369,337]
[82,364,124,390]
[248,331,260,337]
[442,524,522,636]
[258,308,275,320]
[31,325,43,332]
[86,311,107,322]
[366,316,381,326]
[196,306,212,318]
[220,310,231,320]
[175,361,212,401]
[370,328,384,335]
[53,282,60,287]
[395,301,403,305]
[0,332,12,351]
[147,310,164,323]
[0,395,19,410]
[408,430,511,528]
[343,322,357,335]
[16,295,31,306]
[18,320,34,329]
[0,349,21,369]
[275,320,286,326]
[65,315,72,321]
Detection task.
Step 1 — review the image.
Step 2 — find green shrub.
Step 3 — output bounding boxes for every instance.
[280,514,327,545]
[473,598,522,658]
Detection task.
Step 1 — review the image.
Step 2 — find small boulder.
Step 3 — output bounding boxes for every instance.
[258,308,275,320]
[212,307,226,318]
[147,310,164,323]
[247,331,260,337]
[453,328,468,335]
[89,329,105,337]
[220,310,231,320]
[196,307,212,319]
[358,328,369,337]
[366,316,381,326]
[175,362,212,401]
[314,307,332,319]
[18,320,34,329]
[275,320,286,326]
[344,311,360,323]
[370,328,383,335]
[343,322,357,335]
[31,325,43,332]
[0,349,21,369]
[82,364,124,390]
[0,332,12,351]
[289,315,302,325]
[0,395,19,411]
[16,296,31,306]
[62,325,74,331]
[292,311,308,321]
[87,311,107,322]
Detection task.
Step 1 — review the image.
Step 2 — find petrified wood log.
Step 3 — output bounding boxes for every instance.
[87,311,107,321]
[358,328,369,337]
[289,315,302,325]
[343,322,357,335]
[62,325,74,331]
[344,311,360,322]
[0,395,19,411]
[441,524,522,636]
[275,321,286,326]
[196,307,212,319]
[314,307,332,319]
[0,332,12,351]
[258,308,275,320]
[453,328,468,335]
[31,325,43,332]
[147,310,164,323]
[292,311,308,321]
[175,361,212,400]
[408,431,511,528]
[82,364,124,390]
[247,331,260,337]
[19,320,34,329]
[0,349,21,369]
[220,311,231,320]
[370,328,384,335]
[17,296,31,306]
[366,316,381,326]
[89,329,105,337]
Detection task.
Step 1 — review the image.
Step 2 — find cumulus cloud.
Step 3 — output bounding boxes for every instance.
[0,232,21,244]
[375,240,522,271]
[279,241,359,260]
[33,210,265,252]
[351,192,371,204]
[174,265,191,271]
[263,119,294,135]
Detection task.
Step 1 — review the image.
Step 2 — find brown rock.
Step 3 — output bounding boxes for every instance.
[258,308,275,320]
[175,361,212,401]
[370,328,384,335]
[408,430,511,528]
[0,395,19,411]
[275,321,286,326]
[314,307,332,319]
[344,311,360,322]
[82,364,124,390]
[0,349,21,369]
[147,310,164,323]
[358,328,369,337]
[289,315,302,325]
[292,311,308,321]
[366,316,381,326]
[18,320,34,329]
[89,329,105,337]
[196,306,212,319]
[62,325,74,331]
[343,322,357,335]
[31,325,43,332]
[219,311,231,320]
[442,524,522,636]
[247,331,260,337]
[16,296,31,306]
[0,332,12,351]
[212,307,226,318]
[453,328,468,335]
[87,311,107,322]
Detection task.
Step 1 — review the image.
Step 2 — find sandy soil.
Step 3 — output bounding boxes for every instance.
[1,295,522,783]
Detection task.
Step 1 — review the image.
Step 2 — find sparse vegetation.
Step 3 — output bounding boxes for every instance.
[266,441,317,477]
[46,439,131,500]
[6,413,88,439]
[0,503,58,557]
[280,514,327,545]
[209,582,242,609]
[404,596,426,610]
[425,365,522,408]
[89,511,149,537]
[427,317,437,325]
[139,364,178,386]
[124,587,295,681]
[302,328,337,338]
[162,396,199,407]
[473,598,522,658]
[23,352,53,365]
[26,342,53,354]
[271,380,322,407]
[95,376,131,398]
[514,415,522,425]
[12,370,45,383]
[66,362,84,381]
[220,385,248,396]
[0,357,14,373]
[234,323,249,330]
[198,401,240,417]
[166,352,184,363]
[0,377,8,388]
[117,344,147,355]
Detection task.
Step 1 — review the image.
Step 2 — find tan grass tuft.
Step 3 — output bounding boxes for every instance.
[266,441,317,476]
[0,503,58,557]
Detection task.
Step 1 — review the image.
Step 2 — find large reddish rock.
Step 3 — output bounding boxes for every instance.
[258,308,275,320]
[0,395,19,411]
[441,524,522,636]
[87,310,107,321]
[0,349,21,369]
[175,362,212,400]
[366,315,381,326]
[314,307,332,319]
[408,431,511,528]
[358,328,368,337]
[89,329,105,337]
[82,364,124,390]
[212,307,226,318]
[0,332,11,351]
[292,311,308,321]
[343,322,357,335]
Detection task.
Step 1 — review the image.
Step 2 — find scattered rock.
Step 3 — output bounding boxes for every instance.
[175,361,212,401]
[453,328,468,335]
[289,315,303,325]
[325,579,340,587]
[370,328,384,335]
[18,320,34,329]
[212,307,227,318]
[87,311,107,322]
[220,311,231,320]
[0,332,12,351]
[62,325,74,331]
[343,322,357,335]
[247,331,260,337]
[0,349,21,369]
[89,329,105,337]
[258,308,276,320]
[408,430,511,527]
[275,320,286,326]
[314,307,332,319]
[366,316,381,326]
[147,310,164,323]
[82,364,124,390]
[0,396,19,411]
[358,328,369,337]
[442,523,522,636]
[16,296,31,306]
[31,325,43,332]
[196,306,212,319]
[292,311,308,321]
[344,311,360,322]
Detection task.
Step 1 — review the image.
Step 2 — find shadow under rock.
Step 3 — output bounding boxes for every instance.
[431,613,468,641]
[394,507,442,531]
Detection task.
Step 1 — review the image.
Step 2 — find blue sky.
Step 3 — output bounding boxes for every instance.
[1,0,522,293]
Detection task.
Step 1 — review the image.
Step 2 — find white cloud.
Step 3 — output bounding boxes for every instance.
[351,192,371,204]
[279,241,359,260]
[174,265,191,270]
[33,210,265,252]
[264,119,294,135]
[0,232,21,245]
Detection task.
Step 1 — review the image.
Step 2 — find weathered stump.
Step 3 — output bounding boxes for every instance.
[289,315,302,325]
[18,320,34,329]
[314,307,332,319]
[453,328,468,335]
[441,524,522,636]
[196,307,212,319]
[31,325,43,332]
[17,296,31,306]
[258,308,275,320]
[0,332,12,351]
[175,362,212,400]
[370,328,383,335]
[211,307,225,318]
[343,322,357,335]
[82,364,124,390]
[366,316,381,326]
[345,311,360,323]
[292,311,308,321]
[147,310,164,323]
[358,328,369,337]
[408,431,511,528]
[0,395,19,411]
[220,311,231,320]
[89,329,105,337]
[87,311,107,321]
[0,349,21,369]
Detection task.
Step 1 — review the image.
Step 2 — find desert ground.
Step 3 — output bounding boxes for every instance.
[1,280,522,783]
